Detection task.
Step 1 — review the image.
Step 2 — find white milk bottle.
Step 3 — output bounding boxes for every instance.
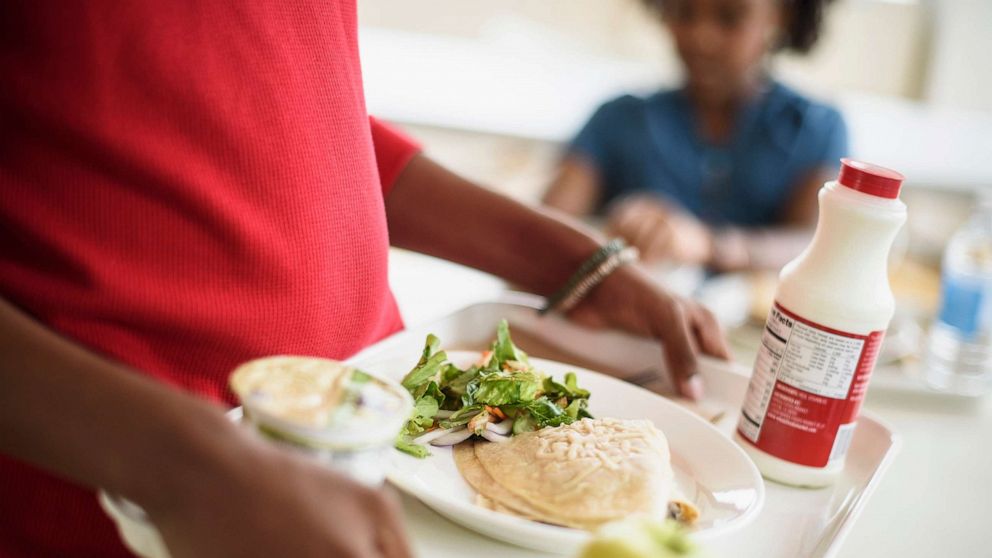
[735,159,907,487]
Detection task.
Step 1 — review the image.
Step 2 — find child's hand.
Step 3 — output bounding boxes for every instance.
[607,197,712,265]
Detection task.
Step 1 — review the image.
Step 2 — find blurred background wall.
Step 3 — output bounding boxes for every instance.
[357,0,992,261]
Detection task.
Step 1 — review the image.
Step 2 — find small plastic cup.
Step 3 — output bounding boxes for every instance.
[229,356,412,486]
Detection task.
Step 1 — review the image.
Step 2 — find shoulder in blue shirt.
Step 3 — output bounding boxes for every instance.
[569,81,848,227]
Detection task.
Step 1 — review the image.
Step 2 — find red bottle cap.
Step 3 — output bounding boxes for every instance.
[837,158,904,199]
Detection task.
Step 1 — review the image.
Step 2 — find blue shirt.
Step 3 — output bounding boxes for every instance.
[569,82,848,227]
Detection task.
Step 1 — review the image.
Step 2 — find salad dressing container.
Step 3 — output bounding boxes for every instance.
[230,356,413,486]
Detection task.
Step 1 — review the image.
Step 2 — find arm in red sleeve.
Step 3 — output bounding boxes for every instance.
[369,116,421,196]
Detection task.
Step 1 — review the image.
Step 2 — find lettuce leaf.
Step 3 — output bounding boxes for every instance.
[443,366,481,397]
[401,334,447,391]
[438,404,483,429]
[525,397,575,428]
[404,395,440,435]
[512,412,537,434]
[441,363,465,384]
[473,370,542,406]
[414,379,444,402]
[395,435,431,458]
[544,371,590,400]
[490,319,528,369]
[565,397,591,420]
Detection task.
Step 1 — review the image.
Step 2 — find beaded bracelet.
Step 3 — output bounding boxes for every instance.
[540,239,639,315]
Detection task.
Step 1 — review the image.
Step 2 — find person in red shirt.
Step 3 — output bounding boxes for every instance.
[0,2,729,557]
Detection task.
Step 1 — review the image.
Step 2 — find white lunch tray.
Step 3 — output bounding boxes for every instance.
[348,293,900,558]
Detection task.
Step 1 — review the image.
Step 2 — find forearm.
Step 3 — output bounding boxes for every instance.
[0,297,241,513]
[385,154,603,296]
[715,168,827,271]
[385,154,730,393]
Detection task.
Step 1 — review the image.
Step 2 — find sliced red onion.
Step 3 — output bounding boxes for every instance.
[430,428,474,446]
[485,420,513,436]
[480,429,510,443]
[413,425,464,445]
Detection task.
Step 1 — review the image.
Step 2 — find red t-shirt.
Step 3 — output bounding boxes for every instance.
[0,2,419,555]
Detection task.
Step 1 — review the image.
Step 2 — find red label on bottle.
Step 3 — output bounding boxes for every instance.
[737,303,884,468]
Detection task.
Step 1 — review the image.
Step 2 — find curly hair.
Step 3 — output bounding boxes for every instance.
[642,0,835,54]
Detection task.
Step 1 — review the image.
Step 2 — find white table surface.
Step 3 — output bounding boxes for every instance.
[388,248,991,558]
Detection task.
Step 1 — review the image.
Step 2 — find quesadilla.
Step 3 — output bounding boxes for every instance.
[455,417,692,530]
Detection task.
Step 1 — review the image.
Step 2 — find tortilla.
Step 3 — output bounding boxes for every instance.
[456,418,677,529]
[453,443,557,524]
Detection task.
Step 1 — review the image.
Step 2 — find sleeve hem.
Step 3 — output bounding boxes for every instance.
[369,116,423,196]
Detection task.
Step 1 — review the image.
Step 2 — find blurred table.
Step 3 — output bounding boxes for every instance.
[388,248,991,558]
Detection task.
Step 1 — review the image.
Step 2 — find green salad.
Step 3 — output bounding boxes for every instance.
[395,320,593,458]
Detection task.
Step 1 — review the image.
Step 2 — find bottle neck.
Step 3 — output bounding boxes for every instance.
[797,182,907,288]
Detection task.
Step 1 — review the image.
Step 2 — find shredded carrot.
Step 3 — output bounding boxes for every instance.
[478,350,493,367]
[486,405,507,420]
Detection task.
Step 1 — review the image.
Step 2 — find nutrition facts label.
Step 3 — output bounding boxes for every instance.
[777,318,865,399]
[739,306,789,441]
[739,303,872,450]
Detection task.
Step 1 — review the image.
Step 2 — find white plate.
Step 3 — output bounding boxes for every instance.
[365,351,765,554]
